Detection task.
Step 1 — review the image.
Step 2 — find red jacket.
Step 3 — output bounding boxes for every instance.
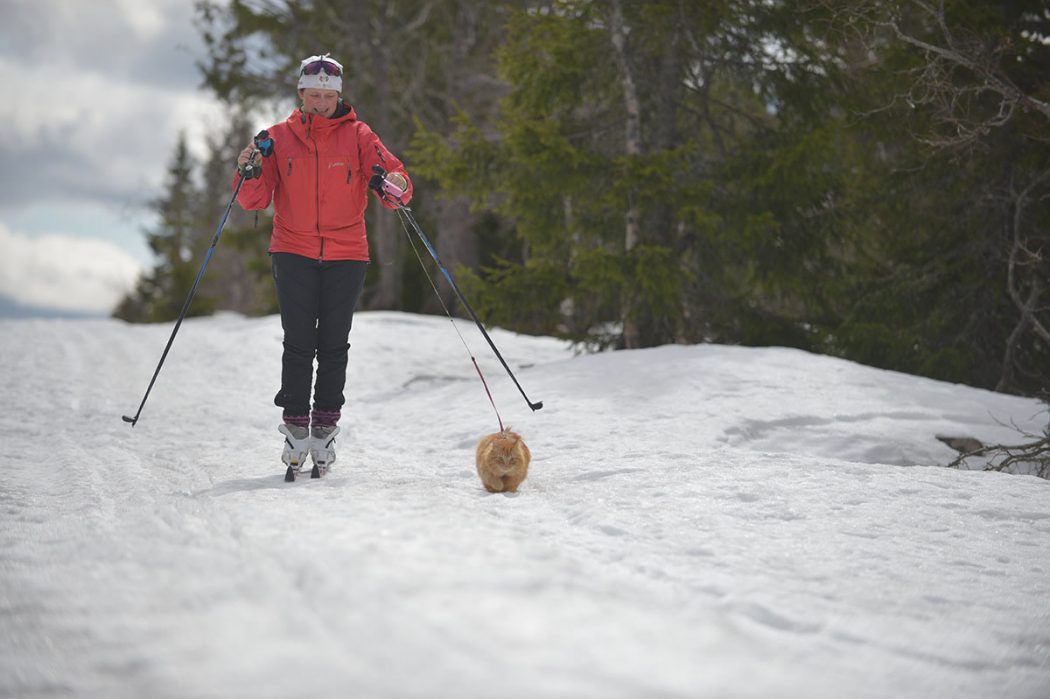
[235,105,412,261]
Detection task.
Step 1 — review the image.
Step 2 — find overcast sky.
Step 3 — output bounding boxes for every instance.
[0,0,228,316]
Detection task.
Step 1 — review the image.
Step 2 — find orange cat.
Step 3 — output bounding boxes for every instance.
[475,429,532,493]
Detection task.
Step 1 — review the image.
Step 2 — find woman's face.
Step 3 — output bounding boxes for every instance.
[299,88,340,118]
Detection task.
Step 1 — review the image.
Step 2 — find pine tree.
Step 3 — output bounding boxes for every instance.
[184,0,1049,399]
[810,0,1050,397]
[197,114,277,316]
[411,0,850,350]
[195,0,534,314]
[115,134,216,322]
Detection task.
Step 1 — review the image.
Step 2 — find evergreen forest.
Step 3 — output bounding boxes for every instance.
[114,0,1050,402]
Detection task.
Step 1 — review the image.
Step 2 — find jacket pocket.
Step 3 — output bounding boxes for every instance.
[287,157,293,176]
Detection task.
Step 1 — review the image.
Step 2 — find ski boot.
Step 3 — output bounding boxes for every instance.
[278,423,311,482]
[309,425,341,479]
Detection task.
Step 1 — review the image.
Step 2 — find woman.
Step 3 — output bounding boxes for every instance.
[235,53,411,480]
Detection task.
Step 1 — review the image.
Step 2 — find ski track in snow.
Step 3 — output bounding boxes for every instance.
[1,312,1049,699]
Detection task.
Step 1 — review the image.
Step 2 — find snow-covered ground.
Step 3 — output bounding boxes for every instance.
[2,311,1048,699]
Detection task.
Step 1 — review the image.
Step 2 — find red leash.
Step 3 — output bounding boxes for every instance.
[398,211,505,433]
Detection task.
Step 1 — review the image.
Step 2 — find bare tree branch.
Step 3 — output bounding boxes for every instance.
[946,430,1050,479]
[885,0,1050,122]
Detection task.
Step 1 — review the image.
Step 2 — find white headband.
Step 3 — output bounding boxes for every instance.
[298,54,343,93]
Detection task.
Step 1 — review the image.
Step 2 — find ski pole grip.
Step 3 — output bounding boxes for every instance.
[238,148,261,178]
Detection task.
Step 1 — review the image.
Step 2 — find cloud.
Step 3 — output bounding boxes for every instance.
[0,0,226,212]
[0,0,202,90]
[0,61,223,209]
[0,221,143,314]
[0,0,227,316]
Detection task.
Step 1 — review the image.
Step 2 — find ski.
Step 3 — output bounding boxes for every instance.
[283,464,329,482]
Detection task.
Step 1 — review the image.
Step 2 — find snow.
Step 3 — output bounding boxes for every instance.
[2,311,1049,699]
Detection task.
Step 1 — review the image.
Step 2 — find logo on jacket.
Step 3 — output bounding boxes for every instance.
[329,161,345,168]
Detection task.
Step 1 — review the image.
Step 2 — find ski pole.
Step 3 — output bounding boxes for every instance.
[123,134,272,427]
[373,166,543,412]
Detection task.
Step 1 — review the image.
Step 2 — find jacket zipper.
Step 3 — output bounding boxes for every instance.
[310,114,324,262]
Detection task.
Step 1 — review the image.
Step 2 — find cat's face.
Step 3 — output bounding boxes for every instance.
[479,431,532,474]
[491,440,525,468]
[492,440,528,471]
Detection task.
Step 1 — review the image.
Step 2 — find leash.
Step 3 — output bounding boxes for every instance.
[396,207,506,433]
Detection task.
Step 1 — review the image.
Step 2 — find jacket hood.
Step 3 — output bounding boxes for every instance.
[292,103,357,126]
[287,103,358,141]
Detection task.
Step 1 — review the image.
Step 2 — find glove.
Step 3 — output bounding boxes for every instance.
[368,172,385,195]
[238,158,262,179]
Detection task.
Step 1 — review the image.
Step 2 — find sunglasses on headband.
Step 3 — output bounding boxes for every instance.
[300,59,342,77]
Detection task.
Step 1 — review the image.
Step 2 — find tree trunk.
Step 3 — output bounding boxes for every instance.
[606,0,644,349]
[425,196,477,314]
[367,2,403,310]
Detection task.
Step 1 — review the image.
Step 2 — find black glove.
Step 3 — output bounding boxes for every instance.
[238,160,262,179]
[368,173,385,195]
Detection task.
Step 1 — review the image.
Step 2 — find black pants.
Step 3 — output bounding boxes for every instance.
[271,252,368,416]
